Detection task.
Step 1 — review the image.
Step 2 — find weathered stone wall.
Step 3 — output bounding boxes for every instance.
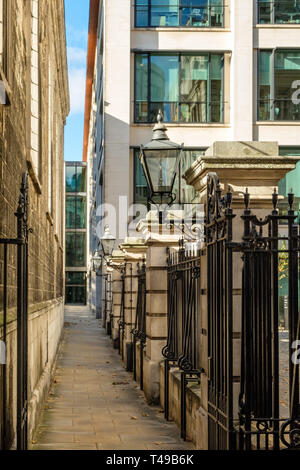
[0,0,69,448]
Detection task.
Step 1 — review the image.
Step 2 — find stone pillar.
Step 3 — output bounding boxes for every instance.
[185,141,300,449]
[136,216,180,404]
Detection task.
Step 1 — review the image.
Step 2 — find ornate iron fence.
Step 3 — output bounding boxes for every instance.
[132,261,146,390]
[118,271,125,358]
[162,239,203,440]
[0,172,30,450]
[238,188,300,450]
[206,173,236,450]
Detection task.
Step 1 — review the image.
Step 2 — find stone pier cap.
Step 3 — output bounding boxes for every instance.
[185,141,300,206]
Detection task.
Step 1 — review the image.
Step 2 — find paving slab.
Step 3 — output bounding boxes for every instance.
[33,306,195,451]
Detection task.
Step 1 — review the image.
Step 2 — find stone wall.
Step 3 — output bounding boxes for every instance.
[0,0,69,449]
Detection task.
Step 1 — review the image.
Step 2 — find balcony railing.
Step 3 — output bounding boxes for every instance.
[135,100,226,123]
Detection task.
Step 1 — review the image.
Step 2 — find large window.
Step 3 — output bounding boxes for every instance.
[258,0,300,24]
[66,196,87,229]
[134,148,206,206]
[258,50,300,121]
[65,272,87,305]
[135,0,224,27]
[66,165,87,193]
[135,52,224,123]
[65,233,86,267]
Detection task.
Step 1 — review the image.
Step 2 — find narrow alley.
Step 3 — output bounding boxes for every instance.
[32,307,194,451]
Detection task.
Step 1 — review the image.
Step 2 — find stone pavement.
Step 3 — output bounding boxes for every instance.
[32,306,195,451]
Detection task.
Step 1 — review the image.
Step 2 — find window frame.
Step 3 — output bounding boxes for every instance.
[257,0,300,25]
[134,51,224,124]
[257,48,300,122]
[134,0,225,29]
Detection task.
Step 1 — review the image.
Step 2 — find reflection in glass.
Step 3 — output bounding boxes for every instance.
[258,0,300,24]
[66,232,86,267]
[135,54,149,122]
[135,0,224,27]
[258,51,271,120]
[259,50,300,121]
[66,166,77,192]
[274,50,300,121]
[66,196,86,229]
[65,165,87,193]
[135,53,223,123]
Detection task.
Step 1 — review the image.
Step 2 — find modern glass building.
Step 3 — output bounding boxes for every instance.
[65,162,88,305]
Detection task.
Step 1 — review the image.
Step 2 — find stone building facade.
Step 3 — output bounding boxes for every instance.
[0,0,69,448]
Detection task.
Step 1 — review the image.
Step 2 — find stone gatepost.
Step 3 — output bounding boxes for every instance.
[110,250,125,349]
[137,215,181,404]
[119,238,147,370]
[185,141,299,449]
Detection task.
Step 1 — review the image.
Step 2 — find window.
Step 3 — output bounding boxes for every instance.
[135,52,224,123]
[1,0,10,78]
[258,0,300,24]
[135,0,224,28]
[258,50,300,121]
[65,272,87,305]
[65,233,86,267]
[134,148,206,206]
[66,196,87,229]
[66,165,87,193]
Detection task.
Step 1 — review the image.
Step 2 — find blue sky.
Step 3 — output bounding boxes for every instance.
[64,0,90,162]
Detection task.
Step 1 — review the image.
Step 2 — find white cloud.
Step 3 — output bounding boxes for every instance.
[66,25,88,46]
[67,47,87,67]
[68,67,86,115]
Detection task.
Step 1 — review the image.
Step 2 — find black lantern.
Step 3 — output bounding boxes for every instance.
[100,224,116,257]
[139,111,183,206]
[93,250,102,272]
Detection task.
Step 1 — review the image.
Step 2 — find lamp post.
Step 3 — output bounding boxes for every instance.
[100,224,116,259]
[139,110,183,224]
[92,250,102,276]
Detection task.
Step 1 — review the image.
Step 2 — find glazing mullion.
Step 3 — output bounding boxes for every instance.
[179,53,182,123]
[271,0,275,24]
[208,54,211,123]
[271,49,275,121]
[148,53,151,122]
[148,0,151,27]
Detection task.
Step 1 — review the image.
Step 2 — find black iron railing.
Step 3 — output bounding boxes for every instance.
[0,172,30,450]
[206,173,236,450]
[132,261,147,389]
[238,188,300,450]
[162,239,203,439]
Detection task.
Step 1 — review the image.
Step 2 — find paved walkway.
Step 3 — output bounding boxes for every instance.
[33,306,194,450]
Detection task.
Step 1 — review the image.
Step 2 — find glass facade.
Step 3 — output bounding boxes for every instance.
[65,163,87,305]
[65,272,87,305]
[66,165,87,193]
[66,196,87,229]
[135,52,224,123]
[135,0,224,28]
[134,148,206,206]
[258,49,300,121]
[258,0,300,24]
